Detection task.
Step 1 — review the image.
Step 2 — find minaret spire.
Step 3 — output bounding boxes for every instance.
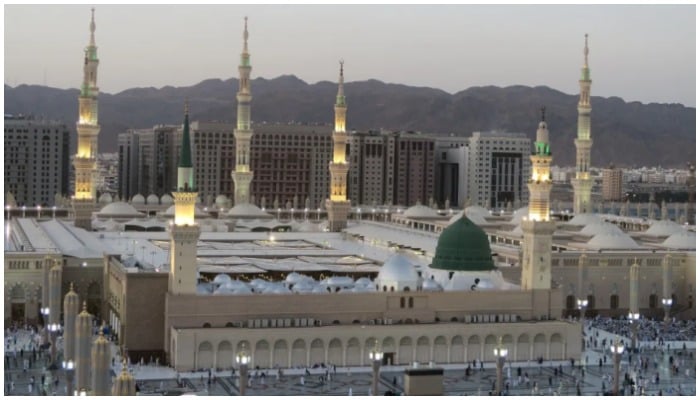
[327,60,351,232]
[178,99,194,191]
[572,33,594,214]
[72,7,101,230]
[232,17,254,206]
[521,108,556,291]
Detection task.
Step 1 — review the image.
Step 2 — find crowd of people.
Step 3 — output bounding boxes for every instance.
[588,316,696,344]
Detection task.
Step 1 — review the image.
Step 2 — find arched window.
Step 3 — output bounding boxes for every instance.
[587,295,595,309]
[649,294,658,309]
[390,287,395,292]
[203,323,211,328]
[400,298,405,308]
[403,286,410,292]
[383,285,387,292]
[408,297,414,308]
[610,295,619,310]
[566,295,575,310]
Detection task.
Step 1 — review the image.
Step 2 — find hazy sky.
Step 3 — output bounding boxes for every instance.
[4,4,696,106]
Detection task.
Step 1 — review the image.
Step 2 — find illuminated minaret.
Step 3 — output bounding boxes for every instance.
[73,8,101,230]
[521,109,556,291]
[571,34,593,214]
[169,102,200,295]
[232,17,254,206]
[326,61,351,232]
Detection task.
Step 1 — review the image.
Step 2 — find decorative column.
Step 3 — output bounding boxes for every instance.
[628,260,640,352]
[369,340,384,396]
[48,260,62,325]
[73,8,101,230]
[494,337,508,395]
[75,301,93,392]
[91,328,111,395]
[572,34,593,214]
[111,360,136,395]
[661,254,673,325]
[63,283,79,393]
[610,337,624,395]
[236,346,251,396]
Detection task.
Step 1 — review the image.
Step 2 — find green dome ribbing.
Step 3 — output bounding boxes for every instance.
[431,215,495,271]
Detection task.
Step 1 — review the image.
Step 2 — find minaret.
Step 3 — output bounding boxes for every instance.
[75,301,93,393]
[169,101,200,295]
[232,17,254,206]
[73,8,101,230]
[63,283,80,363]
[521,109,557,290]
[572,34,593,214]
[91,328,111,395]
[326,61,351,232]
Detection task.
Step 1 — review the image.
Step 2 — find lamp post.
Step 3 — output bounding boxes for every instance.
[48,323,60,363]
[52,206,57,219]
[369,340,384,396]
[5,205,11,220]
[662,298,672,326]
[37,205,41,219]
[41,306,50,344]
[577,298,588,352]
[63,359,75,396]
[611,337,625,395]
[628,312,640,352]
[494,337,508,395]
[235,347,251,396]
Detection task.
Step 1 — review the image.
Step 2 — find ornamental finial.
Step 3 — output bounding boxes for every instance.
[243,17,249,51]
[541,106,546,122]
[583,33,589,66]
[90,8,96,45]
[184,98,189,116]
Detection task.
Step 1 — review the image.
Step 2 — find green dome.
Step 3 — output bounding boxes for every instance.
[432,215,495,271]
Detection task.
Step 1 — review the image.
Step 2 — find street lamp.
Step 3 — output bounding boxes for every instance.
[52,206,57,219]
[48,323,60,363]
[41,307,50,344]
[494,337,508,395]
[235,346,251,396]
[577,298,588,353]
[37,205,41,219]
[662,298,672,324]
[5,205,11,220]
[63,359,75,396]
[610,336,625,395]
[628,312,640,352]
[369,340,384,396]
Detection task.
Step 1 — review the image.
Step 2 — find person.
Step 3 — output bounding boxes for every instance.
[348,387,353,396]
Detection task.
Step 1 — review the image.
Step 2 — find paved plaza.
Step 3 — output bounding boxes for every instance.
[3,323,696,396]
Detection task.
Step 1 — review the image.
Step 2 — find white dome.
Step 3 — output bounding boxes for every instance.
[580,220,624,236]
[509,207,529,224]
[222,280,251,291]
[197,284,212,295]
[464,205,491,218]
[568,213,601,226]
[376,253,420,291]
[322,276,355,287]
[215,195,230,208]
[285,272,312,284]
[292,280,316,293]
[213,274,232,284]
[146,194,159,205]
[297,220,320,232]
[354,277,373,287]
[645,220,684,236]
[661,230,696,249]
[421,278,443,292]
[227,203,272,218]
[98,193,113,204]
[403,204,439,219]
[132,194,145,205]
[449,210,488,225]
[97,202,145,218]
[587,232,640,249]
[160,194,174,205]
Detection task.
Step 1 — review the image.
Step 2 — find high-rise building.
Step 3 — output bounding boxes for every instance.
[602,164,623,201]
[232,17,254,206]
[117,126,178,200]
[327,61,351,231]
[347,130,436,207]
[73,8,101,229]
[434,136,470,208]
[3,115,71,207]
[572,34,594,213]
[521,109,555,291]
[467,131,531,209]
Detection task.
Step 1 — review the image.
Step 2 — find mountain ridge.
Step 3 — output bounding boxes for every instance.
[4,76,695,167]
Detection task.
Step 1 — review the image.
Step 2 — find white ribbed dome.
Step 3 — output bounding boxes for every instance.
[322,276,355,286]
[587,232,640,249]
[403,204,439,219]
[215,195,230,208]
[227,203,272,218]
[376,253,419,291]
[449,210,488,225]
[421,278,443,292]
[661,230,696,249]
[645,220,684,236]
[97,202,144,218]
[213,274,232,284]
[160,194,174,205]
[464,205,491,218]
[131,194,145,205]
[580,220,624,236]
[146,194,159,205]
[568,213,601,226]
[285,272,313,284]
[98,193,113,204]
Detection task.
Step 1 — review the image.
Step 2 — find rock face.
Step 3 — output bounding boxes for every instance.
[4,77,695,167]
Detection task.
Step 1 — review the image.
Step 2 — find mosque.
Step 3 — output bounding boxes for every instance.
[3,11,694,382]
